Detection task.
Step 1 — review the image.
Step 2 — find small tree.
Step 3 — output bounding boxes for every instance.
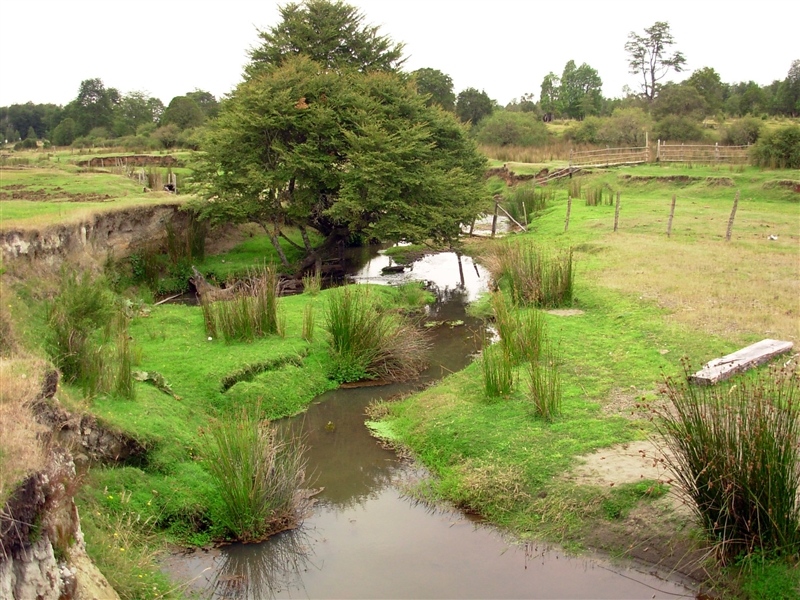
[412,68,456,111]
[625,21,686,102]
[455,87,495,125]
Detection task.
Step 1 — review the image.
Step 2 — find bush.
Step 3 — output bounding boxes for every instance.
[721,117,763,146]
[751,125,800,169]
[204,405,308,542]
[475,111,550,147]
[656,367,800,563]
[654,115,707,142]
[324,286,429,383]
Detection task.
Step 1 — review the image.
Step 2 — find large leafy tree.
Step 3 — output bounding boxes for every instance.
[625,21,686,102]
[539,73,560,120]
[161,96,205,129]
[248,0,404,75]
[455,88,495,125]
[191,57,486,268]
[412,68,456,111]
[559,60,603,120]
[774,60,800,117]
[686,67,725,115]
[66,78,120,136]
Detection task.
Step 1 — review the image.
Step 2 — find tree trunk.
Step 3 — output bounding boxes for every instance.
[260,222,291,268]
[299,225,313,253]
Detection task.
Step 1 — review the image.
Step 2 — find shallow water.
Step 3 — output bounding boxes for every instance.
[164,250,696,599]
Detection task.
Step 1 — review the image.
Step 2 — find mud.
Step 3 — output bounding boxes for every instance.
[75,154,181,168]
[0,185,112,202]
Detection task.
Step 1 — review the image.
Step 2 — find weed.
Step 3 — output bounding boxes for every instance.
[302,303,315,342]
[487,242,573,308]
[301,269,321,296]
[204,405,308,542]
[324,286,428,383]
[527,339,562,420]
[481,342,514,398]
[656,365,800,563]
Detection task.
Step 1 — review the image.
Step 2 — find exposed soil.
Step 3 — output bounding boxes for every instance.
[75,154,181,168]
[0,186,112,202]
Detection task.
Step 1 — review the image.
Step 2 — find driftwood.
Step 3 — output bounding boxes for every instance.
[689,339,794,385]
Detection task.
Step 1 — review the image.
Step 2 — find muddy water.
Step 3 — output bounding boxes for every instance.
[165,251,696,599]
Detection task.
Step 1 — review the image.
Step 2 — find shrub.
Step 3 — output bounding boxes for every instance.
[721,117,763,146]
[504,183,553,225]
[656,367,800,563]
[475,111,550,147]
[324,286,428,383]
[751,125,800,169]
[490,292,545,365]
[654,115,707,142]
[487,242,573,308]
[204,406,308,542]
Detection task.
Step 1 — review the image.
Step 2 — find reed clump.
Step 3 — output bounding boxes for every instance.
[656,366,800,563]
[487,242,573,308]
[481,342,514,397]
[504,184,555,225]
[324,286,429,383]
[527,339,562,421]
[46,270,135,399]
[204,405,308,543]
[200,266,282,342]
[301,268,322,296]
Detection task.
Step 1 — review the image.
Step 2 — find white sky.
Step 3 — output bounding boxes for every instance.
[1,0,797,108]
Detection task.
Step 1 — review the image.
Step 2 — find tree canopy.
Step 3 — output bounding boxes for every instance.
[412,68,456,111]
[248,0,405,75]
[455,88,495,125]
[190,56,486,268]
[625,21,686,102]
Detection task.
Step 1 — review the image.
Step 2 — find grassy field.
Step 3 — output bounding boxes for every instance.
[372,163,799,597]
[1,158,798,597]
[0,165,182,229]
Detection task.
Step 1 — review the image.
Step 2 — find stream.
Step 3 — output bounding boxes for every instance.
[164,248,697,599]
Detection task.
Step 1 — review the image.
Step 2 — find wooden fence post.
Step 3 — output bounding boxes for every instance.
[564,196,572,232]
[667,194,676,237]
[726,190,740,241]
[491,200,499,238]
[613,191,621,232]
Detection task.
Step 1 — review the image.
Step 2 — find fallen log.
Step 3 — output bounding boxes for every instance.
[689,339,794,385]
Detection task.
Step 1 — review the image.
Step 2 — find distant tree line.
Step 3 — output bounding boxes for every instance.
[1,79,219,150]
[2,16,798,153]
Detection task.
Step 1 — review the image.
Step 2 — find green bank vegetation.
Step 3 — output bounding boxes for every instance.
[369,164,799,598]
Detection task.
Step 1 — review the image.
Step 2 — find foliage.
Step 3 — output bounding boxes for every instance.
[656,367,800,563]
[558,60,603,119]
[721,117,763,146]
[625,21,687,101]
[654,115,706,142]
[455,87,495,125]
[652,83,707,119]
[204,405,308,542]
[50,117,76,146]
[412,67,456,111]
[686,67,725,114]
[474,111,550,147]
[323,285,428,383]
[191,56,486,265]
[247,0,404,75]
[160,95,205,129]
[751,124,800,168]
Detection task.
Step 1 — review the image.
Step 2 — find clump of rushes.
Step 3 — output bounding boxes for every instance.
[324,285,429,384]
[527,339,562,420]
[490,292,545,365]
[205,405,308,542]
[656,365,800,563]
[488,242,573,308]
[301,268,322,296]
[46,270,135,399]
[201,266,282,342]
[302,303,315,342]
[481,342,514,398]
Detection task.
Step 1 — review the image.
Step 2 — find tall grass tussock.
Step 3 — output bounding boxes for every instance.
[656,366,800,563]
[200,266,282,342]
[205,405,308,542]
[487,242,574,308]
[324,285,429,383]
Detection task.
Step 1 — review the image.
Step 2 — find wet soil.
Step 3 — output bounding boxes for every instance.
[0,186,112,202]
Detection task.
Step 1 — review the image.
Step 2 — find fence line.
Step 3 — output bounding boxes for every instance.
[569,135,650,168]
[656,141,750,164]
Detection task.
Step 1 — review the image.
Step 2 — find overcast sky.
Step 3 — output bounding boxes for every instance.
[1,0,797,108]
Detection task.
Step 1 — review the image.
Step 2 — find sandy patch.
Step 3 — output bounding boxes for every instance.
[545,308,585,316]
[567,441,673,487]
